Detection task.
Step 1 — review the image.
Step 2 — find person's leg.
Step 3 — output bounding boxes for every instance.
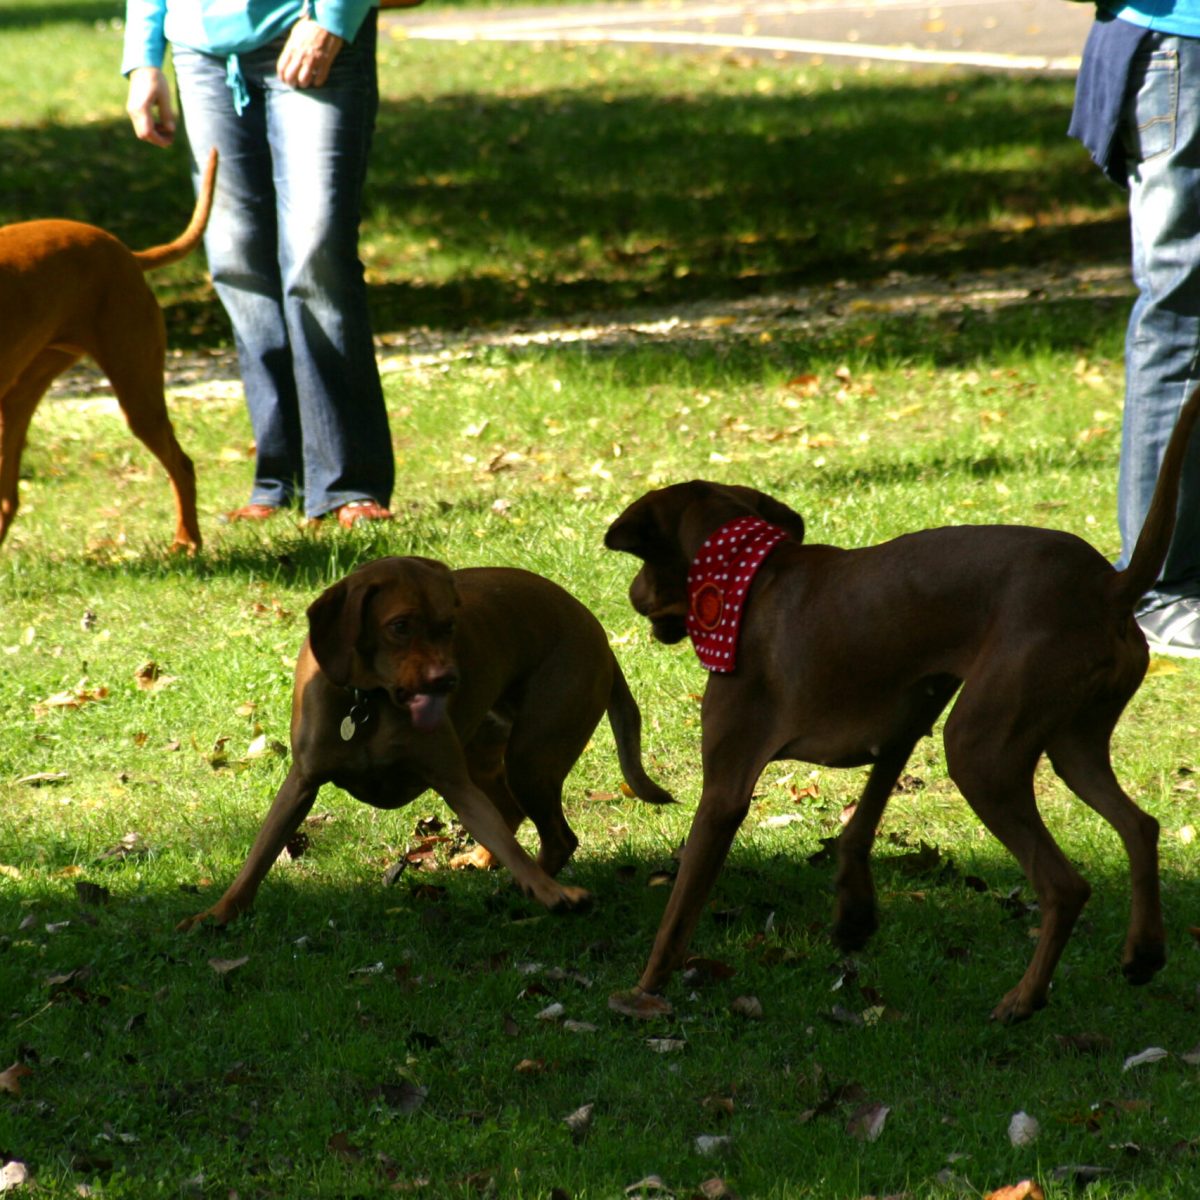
[172,43,303,512]
[1119,33,1200,599]
[261,13,394,519]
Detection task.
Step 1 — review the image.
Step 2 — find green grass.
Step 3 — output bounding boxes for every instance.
[3,2,1200,1198]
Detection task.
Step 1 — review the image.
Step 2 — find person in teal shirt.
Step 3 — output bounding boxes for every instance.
[123,0,395,527]
[1071,2,1200,655]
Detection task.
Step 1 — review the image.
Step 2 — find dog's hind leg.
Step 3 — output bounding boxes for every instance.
[92,335,201,554]
[0,350,77,546]
[944,691,1091,1023]
[1048,716,1165,986]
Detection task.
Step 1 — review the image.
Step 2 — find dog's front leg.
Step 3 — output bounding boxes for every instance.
[177,765,319,931]
[438,773,591,912]
[611,732,768,1019]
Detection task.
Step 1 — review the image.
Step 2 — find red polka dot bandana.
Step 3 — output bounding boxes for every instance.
[686,515,789,673]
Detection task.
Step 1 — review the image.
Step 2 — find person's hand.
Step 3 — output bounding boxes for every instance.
[126,66,176,147]
[277,17,345,88]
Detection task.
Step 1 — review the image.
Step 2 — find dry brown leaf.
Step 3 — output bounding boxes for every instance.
[133,661,177,692]
[0,1063,33,1096]
[984,1182,1045,1200]
[34,683,109,716]
[847,1102,890,1142]
[730,995,763,1020]
[326,1131,363,1161]
[208,955,250,977]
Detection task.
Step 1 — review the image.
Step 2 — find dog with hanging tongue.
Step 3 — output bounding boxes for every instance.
[176,555,673,933]
[606,418,1200,1021]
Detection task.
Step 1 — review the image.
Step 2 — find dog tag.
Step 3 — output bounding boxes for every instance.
[340,695,370,742]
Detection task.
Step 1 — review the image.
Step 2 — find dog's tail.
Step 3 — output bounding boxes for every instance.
[133,147,219,272]
[606,657,675,806]
[1110,384,1200,611]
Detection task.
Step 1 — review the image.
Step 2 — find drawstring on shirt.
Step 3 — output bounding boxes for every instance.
[225,53,250,114]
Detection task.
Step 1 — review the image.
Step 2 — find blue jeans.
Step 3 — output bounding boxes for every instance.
[172,13,393,517]
[1119,32,1200,605]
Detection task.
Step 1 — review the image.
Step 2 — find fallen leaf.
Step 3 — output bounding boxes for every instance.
[95,832,147,862]
[984,1182,1045,1200]
[682,956,736,983]
[1123,1046,1169,1071]
[625,1178,673,1199]
[730,995,763,1020]
[16,772,68,786]
[759,813,804,829]
[847,1102,890,1142]
[0,1161,31,1191]
[536,1002,565,1022]
[0,1063,33,1095]
[1054,1032,1111,1056]
[326,1131,363,1161]
[646,1037,687,1054]
[563,1102,594,1140]
[133,661,177,692]
[208,956,249,977]
[75,881,110,907]
[695,1135,734,1156]
[514,1058,546,1075]
[367,1082,427,1114]
[697,1177,740,1200]
[34,683,109,716]
[1049,1165,1111,1185]
[1008,1111,1040,1146]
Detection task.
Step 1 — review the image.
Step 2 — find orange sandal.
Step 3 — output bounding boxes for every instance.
[334,500,392,528]
[223,503,281,523]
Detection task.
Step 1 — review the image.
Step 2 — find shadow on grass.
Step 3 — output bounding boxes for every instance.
[0,72,1126,348]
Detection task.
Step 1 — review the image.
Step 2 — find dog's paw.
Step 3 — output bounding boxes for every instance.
[989,985,1045,1025]
[1122,941,1166,985]
[608,987,673,1020]
[551,885,593,913]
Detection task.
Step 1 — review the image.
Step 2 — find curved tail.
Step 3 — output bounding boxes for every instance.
[607,658,674,806]
[1111,384,1200,611]
[133,147,218,272]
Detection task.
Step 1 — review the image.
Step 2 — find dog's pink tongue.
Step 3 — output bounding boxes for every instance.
[408,692,449,732]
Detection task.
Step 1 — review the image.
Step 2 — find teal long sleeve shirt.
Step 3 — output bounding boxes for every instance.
[121,0,376,73]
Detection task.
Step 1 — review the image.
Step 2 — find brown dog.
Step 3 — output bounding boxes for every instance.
[177,556,673,930]
[604,388,1200,1024]
[0,148,217,553]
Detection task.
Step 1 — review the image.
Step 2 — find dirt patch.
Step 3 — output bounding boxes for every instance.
[47,261,1132,403]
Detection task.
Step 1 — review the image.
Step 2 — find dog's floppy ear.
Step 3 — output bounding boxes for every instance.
[605,496,659,557]
[721,485,807,544]
[307,577,377,688]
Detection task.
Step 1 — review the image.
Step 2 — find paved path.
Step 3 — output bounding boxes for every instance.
[388,0,1094,73]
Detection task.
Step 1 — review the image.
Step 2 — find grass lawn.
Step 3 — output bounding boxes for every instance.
[2,2,1199,1198]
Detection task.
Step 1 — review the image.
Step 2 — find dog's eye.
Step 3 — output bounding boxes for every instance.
[388,618,411,637]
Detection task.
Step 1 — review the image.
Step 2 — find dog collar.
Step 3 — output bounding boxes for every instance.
[686,515,789,673]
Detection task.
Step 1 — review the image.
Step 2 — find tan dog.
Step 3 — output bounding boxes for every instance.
[178,556,673,930]
[604,388,1200,1023]
[0,148,217,553]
